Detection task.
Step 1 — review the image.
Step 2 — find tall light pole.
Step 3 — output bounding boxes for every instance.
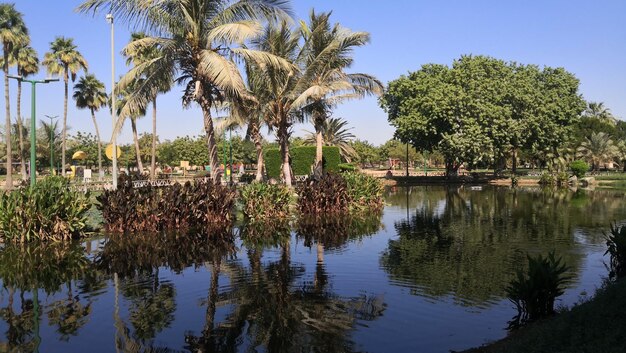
[107,12,118,190]
[8,75,59,186]
[44,115,58,174]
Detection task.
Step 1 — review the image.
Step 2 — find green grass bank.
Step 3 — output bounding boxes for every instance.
[462,279,626,353]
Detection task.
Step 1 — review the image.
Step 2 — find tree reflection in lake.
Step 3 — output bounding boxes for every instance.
[0,241,96,351]
[381,185,626,307]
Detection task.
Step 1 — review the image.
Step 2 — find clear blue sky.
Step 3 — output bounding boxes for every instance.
[6,0,626,146]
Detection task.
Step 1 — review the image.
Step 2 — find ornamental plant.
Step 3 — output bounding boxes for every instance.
[0,177,91,242]
[239,183,292,221]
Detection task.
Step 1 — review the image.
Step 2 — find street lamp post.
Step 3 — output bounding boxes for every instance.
[44,115,58,174]
[8,75,58,186]
[107,12,118,190]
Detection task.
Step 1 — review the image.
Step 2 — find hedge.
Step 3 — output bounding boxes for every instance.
[264,146,341,179]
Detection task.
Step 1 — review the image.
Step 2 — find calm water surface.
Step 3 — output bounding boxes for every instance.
[1,185,625,353]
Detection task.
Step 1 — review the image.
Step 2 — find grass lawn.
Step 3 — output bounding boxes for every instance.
[462,279,626,353]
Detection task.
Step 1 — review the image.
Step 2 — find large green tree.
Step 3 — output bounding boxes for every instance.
[381,55,585,175]
[73,74,108,173]
[42,37,88,172]
[78,0,291,180]
[0,3,28,189]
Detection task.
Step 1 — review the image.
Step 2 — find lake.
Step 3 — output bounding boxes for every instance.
[1,185,624,353]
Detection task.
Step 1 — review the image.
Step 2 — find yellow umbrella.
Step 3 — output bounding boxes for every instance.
[72,151,87,160]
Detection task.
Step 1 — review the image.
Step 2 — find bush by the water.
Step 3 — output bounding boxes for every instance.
[605,224,626,280]
[297,172,384,215]
[97,174,235,233]
[506,251,571,328]
[0,177,91,242]
[570,160,589,179]
[343,171,384,212]
[297,173,350,214]
[239,183,292,221]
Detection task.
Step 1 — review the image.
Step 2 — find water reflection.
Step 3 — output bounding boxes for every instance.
[381,186,626,307]
[0,242,96,352]
[2,186,624,352]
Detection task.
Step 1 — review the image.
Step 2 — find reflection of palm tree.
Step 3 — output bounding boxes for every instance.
[188,236,386,352]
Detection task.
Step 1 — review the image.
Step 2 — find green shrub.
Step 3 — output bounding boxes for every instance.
[264,146,341,179]
[605,223,626,280]
[506,251,572,328]
[296,173,350,215]
[570,160,589,179]
[338,163,357,172]
[539,172,555,186]
[556,172,569,187]
[342,171,384,212]
[97,174,235,233]
[264,148,281,180]
[0,177,91,242]
[239,183,292,221]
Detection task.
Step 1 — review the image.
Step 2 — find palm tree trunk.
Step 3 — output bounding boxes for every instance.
[278,119,292,186]
[62,68,69,176]
[199,97,219,181]
[150,98,157,180]
[16,78,26,181]
[90,108,103,175]
[130,118,143,173]
[249,116,264,182]
[4,47,12,190]
[314,116,324,176]
[203,258,221,338]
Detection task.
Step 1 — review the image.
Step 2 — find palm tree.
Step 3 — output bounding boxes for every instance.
[116,79,147,172]
[121,32,173,178]
[248,21,302,186]
[73,74,107,173]
[298,11,382,172]
[305,117,357,162]
[0,3,28,190]
[42,37,88,174]
[11,44,39,180]
[584,101,615,124]
[78,0,291,180]
[576,132,619,171]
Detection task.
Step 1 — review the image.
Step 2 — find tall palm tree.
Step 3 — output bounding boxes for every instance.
[42,37,88,174]
[78,0,292,180]
[73,74,107,173]
[11,44,39,180]
[0,3,28,190]
[121,32,173,178]
[297,11,382,172]
[576,132,619,171]
[305,117,357,162]
[116,79,147,172]
[584,101,615,124]
[250,22,303,186]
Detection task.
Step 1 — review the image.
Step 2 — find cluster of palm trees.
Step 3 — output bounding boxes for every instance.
[78,0,382,186]
[1,4,94,189]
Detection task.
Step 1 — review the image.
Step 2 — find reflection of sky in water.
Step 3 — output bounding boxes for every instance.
[0,185,625,353]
